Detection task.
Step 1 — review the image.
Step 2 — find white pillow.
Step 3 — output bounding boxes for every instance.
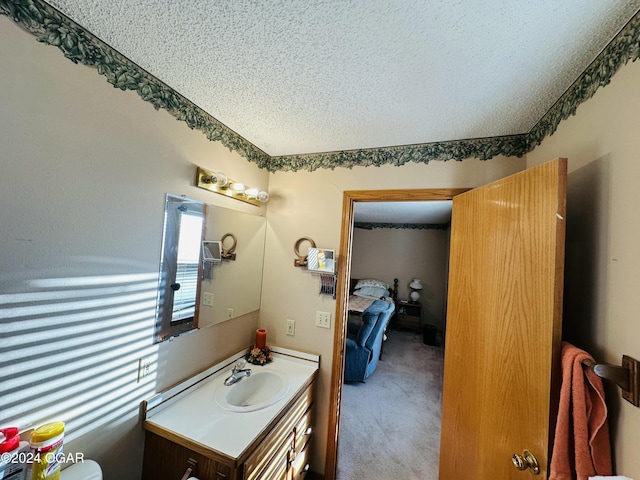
[354,286,389,299]
[354,278,389,290]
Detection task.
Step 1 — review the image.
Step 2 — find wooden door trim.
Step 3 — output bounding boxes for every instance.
[324,188,469,480]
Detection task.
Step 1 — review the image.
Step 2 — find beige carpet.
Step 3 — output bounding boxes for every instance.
[337,329,444,480]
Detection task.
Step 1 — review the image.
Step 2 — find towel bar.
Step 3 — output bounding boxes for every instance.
[582,355,640,407]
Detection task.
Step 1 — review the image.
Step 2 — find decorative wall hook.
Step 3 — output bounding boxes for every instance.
[294,237,316,267]
[221,233,237,260]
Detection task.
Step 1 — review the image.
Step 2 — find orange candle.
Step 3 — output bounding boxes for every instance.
[256,329,267,349]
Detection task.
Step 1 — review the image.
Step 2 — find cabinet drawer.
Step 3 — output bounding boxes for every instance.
[256,432,293,480]
[290,442,311,480]
[294,406,314,454]
[244,382,315,480]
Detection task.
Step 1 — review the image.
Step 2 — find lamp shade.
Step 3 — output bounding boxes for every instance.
[409,279,423,290]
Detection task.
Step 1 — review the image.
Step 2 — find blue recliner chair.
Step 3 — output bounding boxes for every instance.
[344,300,395,382]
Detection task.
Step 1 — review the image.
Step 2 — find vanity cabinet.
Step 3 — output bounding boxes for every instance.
[242,379,315,480]
[142,371,316,480]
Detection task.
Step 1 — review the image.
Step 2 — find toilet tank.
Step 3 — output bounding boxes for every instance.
[60,460,102,480]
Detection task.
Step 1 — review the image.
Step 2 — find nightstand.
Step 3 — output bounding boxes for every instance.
[395,301,422,332]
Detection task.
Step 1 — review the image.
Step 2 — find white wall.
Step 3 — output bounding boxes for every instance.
[0,18,268,480]
[527,60,640,476]
[351,227,450,330]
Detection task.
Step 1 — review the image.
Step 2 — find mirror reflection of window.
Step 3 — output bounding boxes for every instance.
[155,195,205,343]
[172,211,204,322]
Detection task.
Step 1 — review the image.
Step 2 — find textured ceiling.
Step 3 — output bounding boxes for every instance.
[355,201,452,225]
[45,0,640,157]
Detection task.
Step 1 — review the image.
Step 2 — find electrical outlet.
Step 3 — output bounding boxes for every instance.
[227,308,235,319]
[202,292,214,306]
[137,355,156,383]
[286,319,295,336]
[316,311,331,329]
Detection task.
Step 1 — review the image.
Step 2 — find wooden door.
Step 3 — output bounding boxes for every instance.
[439,158,567,479]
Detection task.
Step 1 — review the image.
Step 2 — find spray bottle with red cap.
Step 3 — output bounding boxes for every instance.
[0,426,29,480]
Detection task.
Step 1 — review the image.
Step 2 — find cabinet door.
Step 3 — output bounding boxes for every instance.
[440,158,566,479]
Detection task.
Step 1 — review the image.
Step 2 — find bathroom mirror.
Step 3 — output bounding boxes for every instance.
[154,194,267,343]
[155,195,205,342]
[197,204,267,328]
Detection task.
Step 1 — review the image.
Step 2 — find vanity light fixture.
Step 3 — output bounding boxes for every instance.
[246,188,270,203]
[196,167,269,206]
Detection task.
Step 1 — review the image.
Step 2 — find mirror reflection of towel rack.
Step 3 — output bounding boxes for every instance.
[582,355,639,407]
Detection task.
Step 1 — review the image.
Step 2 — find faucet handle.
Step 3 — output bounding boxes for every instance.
[235,359,247,370]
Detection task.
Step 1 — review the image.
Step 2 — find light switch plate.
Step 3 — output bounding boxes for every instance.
[137,355,156,383]
[316,311,331,329]
[202,292,214,306]
[286,319,295,336]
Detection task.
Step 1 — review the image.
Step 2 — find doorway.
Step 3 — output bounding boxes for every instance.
[324,188,468,480]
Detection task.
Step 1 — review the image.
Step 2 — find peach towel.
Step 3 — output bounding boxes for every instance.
[550,342,612,480]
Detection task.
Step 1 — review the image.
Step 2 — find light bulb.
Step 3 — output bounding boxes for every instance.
[203,171,227,187]
[214,172,228,187]
[257,191,270,203]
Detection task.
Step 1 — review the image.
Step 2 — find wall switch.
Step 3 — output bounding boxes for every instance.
[227,308,235,319]
[137,355,156,383]
[286,319,295,336]
[202,292,214,306]
[316,311,331,329]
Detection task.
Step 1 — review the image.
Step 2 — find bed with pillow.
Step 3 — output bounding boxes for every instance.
[348,277,398,313]
[348,278,398,345]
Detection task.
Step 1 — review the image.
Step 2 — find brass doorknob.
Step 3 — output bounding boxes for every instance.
[512,450,540,475]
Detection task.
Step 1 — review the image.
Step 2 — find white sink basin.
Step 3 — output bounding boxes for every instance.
[215,370,290,412]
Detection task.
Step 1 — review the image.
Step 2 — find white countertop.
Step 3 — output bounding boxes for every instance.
[143,347,319,459]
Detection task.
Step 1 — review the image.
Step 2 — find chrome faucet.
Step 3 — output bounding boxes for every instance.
[224,359,252,386]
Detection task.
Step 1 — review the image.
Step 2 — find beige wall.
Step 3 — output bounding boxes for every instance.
[351,227,450,330]
[16,6,638,478]
[0,25,523,469]
[527,60,640,476]
[259,158,525,471]
[0,19,268,480]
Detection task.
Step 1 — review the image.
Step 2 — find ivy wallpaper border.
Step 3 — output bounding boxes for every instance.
[355,222,450,231]
[1,0,639,173]
[0,0,272,170]
[526,10,640,150]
